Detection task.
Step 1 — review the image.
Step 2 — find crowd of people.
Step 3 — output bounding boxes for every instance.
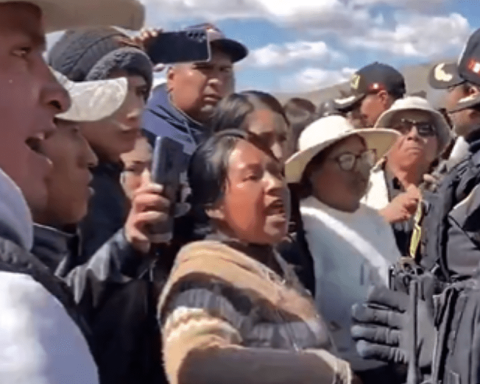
[2,0,480,383]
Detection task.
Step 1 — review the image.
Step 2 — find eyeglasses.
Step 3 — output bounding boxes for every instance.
[328,149,377,172]
[392,118,436,137]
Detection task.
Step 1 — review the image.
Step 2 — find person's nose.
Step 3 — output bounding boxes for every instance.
[80,134,99,169]
[264,170,284,196]
[270,142,285,163]
[40,67,71,117]
[126,96,145,128]
[406,125,422,141]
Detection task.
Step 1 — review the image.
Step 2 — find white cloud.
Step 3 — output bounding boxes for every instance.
[141,0,373,33]
[351,0,449,12]
[280,67,356,92]
[345,12,470,58]
[244,41,343,68]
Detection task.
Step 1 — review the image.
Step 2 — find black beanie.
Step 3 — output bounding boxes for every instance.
[48,27,153,94]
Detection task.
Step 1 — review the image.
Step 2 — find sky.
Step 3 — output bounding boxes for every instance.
[47,0,480,95]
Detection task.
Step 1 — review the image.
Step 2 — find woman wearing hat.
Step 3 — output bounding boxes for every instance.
[285,115,401,376]
[362,97,453,255]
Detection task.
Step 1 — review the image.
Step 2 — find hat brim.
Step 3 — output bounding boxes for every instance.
[211,39,248,63]
[333,93,364,112]
[428,62,464,90]
[53,70,128,122]
[285,128,400,184]
[0,0,144,32]
[449,93,480,113]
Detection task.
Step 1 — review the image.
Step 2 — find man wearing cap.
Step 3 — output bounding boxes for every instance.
[334,62,406,128]
[31,72,169,384]
[49,27,169,263]
[143,24,248,151]
[141,23,248,252]
[351,29,480,379]
[427,58,480,177]
[0,0,143,383]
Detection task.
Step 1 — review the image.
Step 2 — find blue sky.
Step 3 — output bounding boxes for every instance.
[48,0,480,94]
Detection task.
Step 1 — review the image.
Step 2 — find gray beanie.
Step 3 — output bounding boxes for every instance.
[48,27,153,95]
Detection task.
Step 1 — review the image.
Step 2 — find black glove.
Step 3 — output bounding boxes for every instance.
[351,285,436,369]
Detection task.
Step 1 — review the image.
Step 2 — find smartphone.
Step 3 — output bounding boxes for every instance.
[151,136,185,190]
[146,29,211,65]
[150,136,185,242]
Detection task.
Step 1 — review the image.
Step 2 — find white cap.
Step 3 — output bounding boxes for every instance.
[53,69,128,122]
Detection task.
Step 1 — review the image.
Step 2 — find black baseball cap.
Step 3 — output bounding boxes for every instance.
[458,28,480,87]
[428,62,464,89]
[333,62,406,112]
[186,23,248,63]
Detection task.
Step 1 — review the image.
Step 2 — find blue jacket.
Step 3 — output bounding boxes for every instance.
[143,84,207,159]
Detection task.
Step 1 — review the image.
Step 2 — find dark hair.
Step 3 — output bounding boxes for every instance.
[211,91,288,133]
[283,98,317,151]
[188,129,278,208]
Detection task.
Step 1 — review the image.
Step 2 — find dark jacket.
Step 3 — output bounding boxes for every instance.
[32,224,147,323]
[143,84,207,154]
[143,84,213,257]
[420,138,480,282]
[79,161,129,264]
[32,224,169,384]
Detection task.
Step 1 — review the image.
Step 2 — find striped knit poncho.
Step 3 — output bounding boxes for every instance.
[158,239,353,384]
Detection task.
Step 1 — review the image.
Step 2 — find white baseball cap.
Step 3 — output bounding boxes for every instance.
[0,0,145,32]
[53,70,128,122]
[285,115,400,184]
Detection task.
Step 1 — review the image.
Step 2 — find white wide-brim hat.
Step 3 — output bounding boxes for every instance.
[0,0,144,32]
[285,115,400,184]
[374,96,453,153]
[53,69,128,122]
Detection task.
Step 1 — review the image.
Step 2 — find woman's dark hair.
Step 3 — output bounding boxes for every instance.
[211,91,288,133]
[188,129,277,208]
[283,98,317,151]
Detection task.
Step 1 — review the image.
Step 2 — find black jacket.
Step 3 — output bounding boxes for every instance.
[79,162,129,264]
[32,224,169,384]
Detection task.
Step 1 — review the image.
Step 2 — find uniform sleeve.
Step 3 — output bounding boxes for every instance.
[160,278,352,384]
[0,272,99,384]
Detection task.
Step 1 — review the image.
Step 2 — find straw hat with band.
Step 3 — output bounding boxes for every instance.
[374,96,453,154]
[0,0,145,33]
[53,69,129,123]
[285,115,400,184]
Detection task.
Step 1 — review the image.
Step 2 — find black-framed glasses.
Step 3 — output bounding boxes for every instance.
[392,118,436,137]
[329,149,377,172]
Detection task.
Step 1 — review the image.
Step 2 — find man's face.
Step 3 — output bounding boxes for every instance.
[81,73,147,162]
[355,90,392,128]
[34,120,98,226]
[168,48,234,123]
[446,84,480,137]
[387,110,439,172]
[0,3,70,212]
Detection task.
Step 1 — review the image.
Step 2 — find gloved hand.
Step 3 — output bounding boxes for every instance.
[351,285,437,369]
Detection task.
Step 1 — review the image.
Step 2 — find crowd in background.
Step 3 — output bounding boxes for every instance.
[3,0,480,383]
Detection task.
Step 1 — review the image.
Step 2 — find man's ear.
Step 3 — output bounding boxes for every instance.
[378,90,391,107]
[166,66,175,93]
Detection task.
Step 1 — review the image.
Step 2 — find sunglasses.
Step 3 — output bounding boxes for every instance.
[392,118,437,137]
[329,149,377,172]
